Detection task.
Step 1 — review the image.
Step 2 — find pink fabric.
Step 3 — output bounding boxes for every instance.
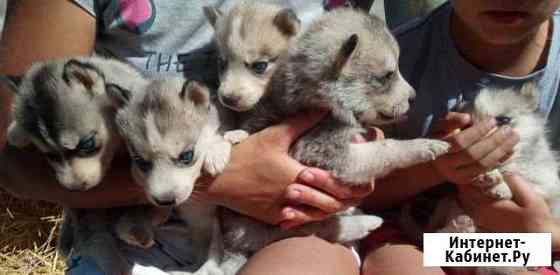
[326,0,346,9]
[536,267,558,275]
[118,0,152,30]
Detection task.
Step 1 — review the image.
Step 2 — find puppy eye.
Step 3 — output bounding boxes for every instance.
[178,150,195,166]
[76,136,97,156]
[380,71,395,82]
[250,61,268,75]
[370,71,395,88]
[133,156,152,172]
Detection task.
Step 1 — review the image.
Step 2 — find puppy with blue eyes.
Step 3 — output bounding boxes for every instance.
[111,76,384,275]
[110,77,234,275]
[204,1,301,112]
[6,57,146,191]
[4,56,148,275]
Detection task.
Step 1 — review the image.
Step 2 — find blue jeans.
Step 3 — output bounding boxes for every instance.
[65,255,105,275]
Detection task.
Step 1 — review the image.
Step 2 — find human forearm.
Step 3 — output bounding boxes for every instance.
[361,161,444,212]
[0,146,145,208]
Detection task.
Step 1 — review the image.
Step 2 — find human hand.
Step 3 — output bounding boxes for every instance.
[431,112,519,185]
[200,111,328,225]
[457,173,558,236]
[279,128,383,229]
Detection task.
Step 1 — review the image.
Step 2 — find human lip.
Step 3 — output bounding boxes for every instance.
[483,11,530,25]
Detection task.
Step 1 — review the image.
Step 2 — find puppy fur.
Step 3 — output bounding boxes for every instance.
[240,8,450,184]
[7,56,146,191]
[4,56,148,275]
[407,83,560,275]
[205,1,301,111]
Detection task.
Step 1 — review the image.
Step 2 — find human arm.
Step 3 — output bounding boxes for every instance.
[458,173,560,251]
[362,112,520,212]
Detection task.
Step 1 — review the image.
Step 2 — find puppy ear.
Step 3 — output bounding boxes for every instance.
[181,80,209,108]
[7,121,31,148]
[519,81,539,111]
[327,34,359,79]
[0,75,22,94]
[203,6,222,28]
[274,8,301,37]
[63,59,105,96]
[106,83,132,108]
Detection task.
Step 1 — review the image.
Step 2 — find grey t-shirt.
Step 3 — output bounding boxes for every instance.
[72,0,324,79]
[392,3,560,151]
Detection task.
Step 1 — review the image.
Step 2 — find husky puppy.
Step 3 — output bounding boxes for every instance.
[204,1,301,112]
[112,76,383,275]
[6,57,146,191]
[237,8,450,184]
[3,57,148,275]
[403,83,560,275]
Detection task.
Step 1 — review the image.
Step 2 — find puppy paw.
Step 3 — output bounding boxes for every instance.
[328,215,383,243]
[224,130,249,144]
[484,182,513,200]
[204,141,231,176]
[115,222,155,248]
[439,215,476,233]
[413,139,451,161]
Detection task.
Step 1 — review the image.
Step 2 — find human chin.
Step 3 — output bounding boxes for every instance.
[475,20,543,45]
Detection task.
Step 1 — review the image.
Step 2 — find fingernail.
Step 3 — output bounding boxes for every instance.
[500,126,512,135]
[486,118,497,127]
[283,208,295,219]
[287,189,300,199]
[299,170,315,183]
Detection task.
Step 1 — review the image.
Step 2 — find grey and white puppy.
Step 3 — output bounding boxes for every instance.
[404,83,560,275]
[112,76,383,275]
[7,57,146,191]
[111,77,233,275]
[204,1,301,112]
[238,8,450,184]
[3,56,148,275]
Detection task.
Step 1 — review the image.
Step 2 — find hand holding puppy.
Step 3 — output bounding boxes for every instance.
[431,112,520,185]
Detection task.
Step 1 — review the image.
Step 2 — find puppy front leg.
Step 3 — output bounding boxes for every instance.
[175,202,219,266]
[334,138,450,183]
[114,205,171,248]
[202,133,232,177]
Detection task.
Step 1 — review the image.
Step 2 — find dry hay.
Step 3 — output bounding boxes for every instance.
[0,190,65,274]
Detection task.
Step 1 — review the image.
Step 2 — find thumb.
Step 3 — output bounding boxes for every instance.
[264,111,326,149]
[502,172,540,207]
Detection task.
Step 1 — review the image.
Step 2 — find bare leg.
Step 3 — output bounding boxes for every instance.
[237,236,359,275]
[362,242,445,275]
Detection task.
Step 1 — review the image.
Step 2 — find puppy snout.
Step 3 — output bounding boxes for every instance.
[66,182,90,192]
[221,94,241,108]
[152,196,175,206]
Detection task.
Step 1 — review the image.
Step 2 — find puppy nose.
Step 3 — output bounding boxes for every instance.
[68,182,89,192]
[221,95,241,107]
[152,197,175,206]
